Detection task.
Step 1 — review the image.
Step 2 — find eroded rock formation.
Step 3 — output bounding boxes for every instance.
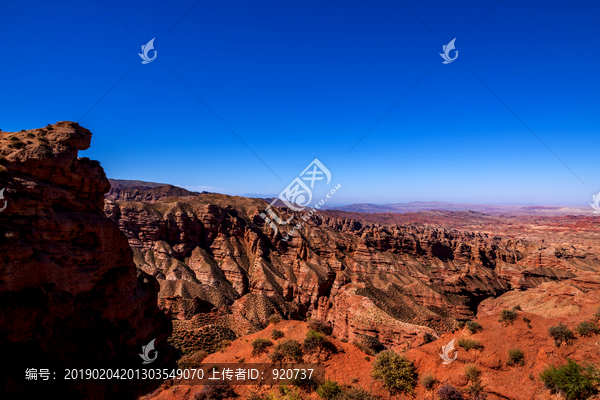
[0,122,174,399]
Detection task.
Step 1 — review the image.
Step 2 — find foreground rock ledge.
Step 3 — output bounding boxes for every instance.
[0,122,175,400]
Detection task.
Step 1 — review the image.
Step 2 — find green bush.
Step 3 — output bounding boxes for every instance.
[466,321,483,334]
[316,380,342,400]
[251,338,273,356]
[304,330,328,353]
[548,323,576,347]
[271,329,285,340]
[464,364,479,382]
[507,348,525,366]
[420,373,438,390]
[371,350,416,394]
[457,338,483,351]
[575,321,600,337]
[540,358,599,400]
[499,309,518,325]
[270,340,303,362]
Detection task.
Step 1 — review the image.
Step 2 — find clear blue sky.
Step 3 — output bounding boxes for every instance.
[1,0,598,206]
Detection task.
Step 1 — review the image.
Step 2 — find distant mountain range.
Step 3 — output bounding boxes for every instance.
[326,201,593,216]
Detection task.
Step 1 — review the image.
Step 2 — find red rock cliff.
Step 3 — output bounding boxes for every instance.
[0,122,174,399]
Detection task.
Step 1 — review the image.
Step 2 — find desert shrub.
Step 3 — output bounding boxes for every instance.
[353,341,375,356]
[270,340,303,362]
[268,314,281,325]
[420,373,438,390]
[178,350,208,367]
[304,330,328,353]
[266,385,302,400]
[464,364,480,382]
[316,380,342,400]
[309,319,333,335]
[371,350,416,394]
[548,323,576,347]
[457,338,483,351]
[365,356,370,361]
[193,383,235,400]
[456,321,466,330]
[217,340,232,352]
[340,338,348,343]
[540,358,599,400]
[513,305,522,311]
[251,338,273,356]
[594,306,600,321]
[466,378,488,400]
[437,384,463,400]
[271,329,285,340]
[466,321,483,334]
[575,321,600,337]
[499,309,518,325]
[522,317,531,324]
[506,348,525,366]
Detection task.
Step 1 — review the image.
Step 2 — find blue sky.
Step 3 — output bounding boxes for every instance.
[1,0,598,206]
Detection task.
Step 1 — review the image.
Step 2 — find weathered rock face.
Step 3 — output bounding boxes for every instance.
[104,186,600,351]
[0,122,174,399]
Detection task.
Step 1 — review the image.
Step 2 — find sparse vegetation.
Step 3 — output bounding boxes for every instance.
[266,385,302,400]
[466,321,483,334]
[548,323,576,347]
[499,309,518,325]
[308,320,333,335]
[522,316,531,328]
[594,306,600,321]
[316,380,342,400]
[457,338,483,351]
[178,350,208,367]
[271,329,285,340]
[420,373,438,390]
[466,378,488,400]
[575,321,599,337]
[506,348,525,366]
[513,305,522,311]
[437,384,463,400]
[371,350,416,394]
[193,383,235,400]
[268,314,281,325]
[456,321,466,330]
[303,330,328,353]
[540,358,599,400]
[353,341,375,356]
[270,340,303,362]
[251,338,273,356]
[217,340,232,352]
[464,364,480,382]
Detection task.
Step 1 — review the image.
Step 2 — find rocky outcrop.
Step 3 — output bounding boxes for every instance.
[0,122,174,400]
[106,179,201,202]
[104,190,600,351]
